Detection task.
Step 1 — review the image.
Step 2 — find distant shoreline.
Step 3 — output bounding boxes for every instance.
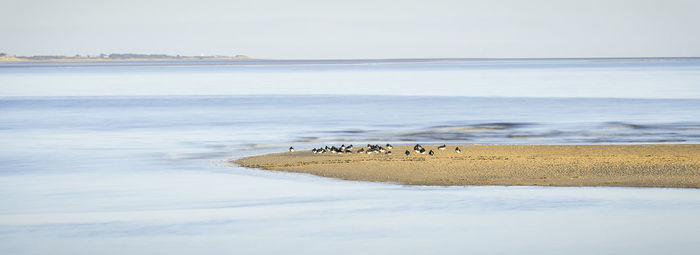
[0,54,253,63]
[235,144,700,188]
[2,55,699,63]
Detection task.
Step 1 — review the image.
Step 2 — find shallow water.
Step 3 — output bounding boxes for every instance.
[1,59,700,254]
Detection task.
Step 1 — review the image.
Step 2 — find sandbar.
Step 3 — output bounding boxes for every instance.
[234,144,700,188]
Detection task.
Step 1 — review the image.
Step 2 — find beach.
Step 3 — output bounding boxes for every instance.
[235,144,700,188]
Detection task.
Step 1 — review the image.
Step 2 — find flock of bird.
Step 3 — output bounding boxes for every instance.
[289,144,462,156]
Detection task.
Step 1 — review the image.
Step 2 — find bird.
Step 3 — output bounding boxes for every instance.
[289,146,294,152]
[419,147,426,154]
[414,144,422,152]
[455,147,461,153]
[386,144,393,149]
[312,148,317,154]
[428,150,434,156]
[346,145,353,150]
[438,144,446,150]
[385,151,392,155]
[357,148,365,154]
[405,150,410,156]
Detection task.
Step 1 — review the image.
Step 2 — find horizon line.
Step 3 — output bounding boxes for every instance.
[2,52,700,61]
[2,55,700,63]
[2,94,699,101]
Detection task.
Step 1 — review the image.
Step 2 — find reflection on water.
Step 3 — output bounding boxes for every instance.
[317,121,700,144]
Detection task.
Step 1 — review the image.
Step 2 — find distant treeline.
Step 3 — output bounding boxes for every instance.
[1,53,251,61]
[21,55,76,60]
[106,54,250,59]
[21,54,177,60]
[107,53,173,59]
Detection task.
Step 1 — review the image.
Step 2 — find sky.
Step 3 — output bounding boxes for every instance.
[1,0,699,59]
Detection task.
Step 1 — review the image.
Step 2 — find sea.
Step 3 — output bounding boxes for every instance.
[1,58,700,254]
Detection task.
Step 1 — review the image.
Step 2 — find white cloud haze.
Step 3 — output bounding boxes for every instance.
[2,0,699,58]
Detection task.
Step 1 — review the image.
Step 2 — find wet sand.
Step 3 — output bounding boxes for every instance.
[234,145,700,188]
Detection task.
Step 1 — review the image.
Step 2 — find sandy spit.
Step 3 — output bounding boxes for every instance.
[234,144,700,188]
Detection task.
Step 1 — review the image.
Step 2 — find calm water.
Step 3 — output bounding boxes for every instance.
[1,59,700,254]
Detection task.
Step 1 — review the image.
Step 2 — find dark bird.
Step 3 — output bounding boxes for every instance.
[438,144,446,150]
[428,150,434,156]
[357,148,365,154]
[405,150,410,156]
[419,147,426,154]
[455,147,461,153]
[386,151,392,155]
[289,146,294,152]
[386,144,393,149]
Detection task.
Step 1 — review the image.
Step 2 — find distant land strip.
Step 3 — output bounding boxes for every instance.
[0,53,252,62]
[2,53,700,63]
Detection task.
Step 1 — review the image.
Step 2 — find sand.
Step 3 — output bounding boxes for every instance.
[234,144,700,188]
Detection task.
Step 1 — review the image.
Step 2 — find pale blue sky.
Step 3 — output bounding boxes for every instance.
[2,0,699,58]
